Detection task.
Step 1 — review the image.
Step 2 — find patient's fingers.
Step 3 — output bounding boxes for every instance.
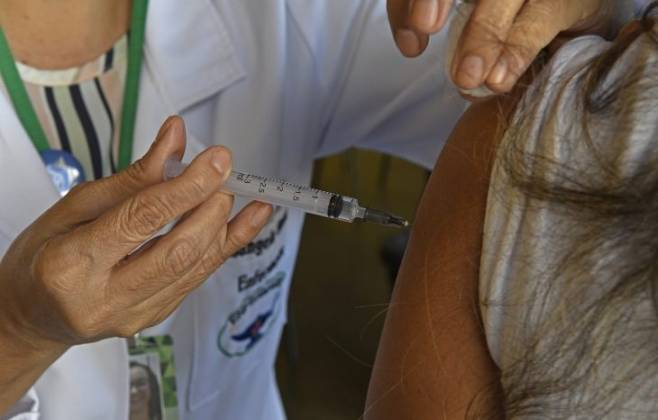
[451,0,526,89]
[484,0,606,92]
[388,0,431,57]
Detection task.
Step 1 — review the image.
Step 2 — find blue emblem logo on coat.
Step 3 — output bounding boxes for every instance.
[40,149,86,196]
[217,272,285,357]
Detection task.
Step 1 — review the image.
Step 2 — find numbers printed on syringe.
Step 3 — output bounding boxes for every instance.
[165,160,407,226]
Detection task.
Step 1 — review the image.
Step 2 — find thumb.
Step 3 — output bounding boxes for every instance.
[109,115,187,196]
[50,116,187,228]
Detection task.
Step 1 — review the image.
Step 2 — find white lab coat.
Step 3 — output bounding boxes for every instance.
[0,0,464,419]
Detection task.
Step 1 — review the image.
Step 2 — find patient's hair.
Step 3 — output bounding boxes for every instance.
[483,3,658,419]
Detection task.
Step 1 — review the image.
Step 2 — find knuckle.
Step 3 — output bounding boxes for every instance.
[70,242,95,272]
[501,43,535,74]
[525,0,554,19]
[121,194,172,238]
[187,174,210,198]
[123,158,150,187]
[217,194,234,219]
[163,238,202,277]
[508,18,542,45]
[229,226,255,251]
[59,290,110,342]
[206,193,233,224]
[32,241,105,342]
[471,14,509,38]
[33,240,76,290]
[93,304,134,338]
[223,236,245,259]
[199,243,224,274]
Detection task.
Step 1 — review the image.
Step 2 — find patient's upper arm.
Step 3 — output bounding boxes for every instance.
[365,98,512,420]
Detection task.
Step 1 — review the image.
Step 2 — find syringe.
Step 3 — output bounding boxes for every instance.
[163,159,409,228]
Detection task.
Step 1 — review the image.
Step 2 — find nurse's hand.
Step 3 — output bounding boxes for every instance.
[0,116,272,411]
[387,0,615,93]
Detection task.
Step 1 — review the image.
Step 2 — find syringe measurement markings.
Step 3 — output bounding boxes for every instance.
[233,171,330,208]
[237,174,326,197]
[235,171,316,192]
[163,159,407,227]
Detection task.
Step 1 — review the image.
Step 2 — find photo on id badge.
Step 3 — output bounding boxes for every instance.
[129,336,179,420]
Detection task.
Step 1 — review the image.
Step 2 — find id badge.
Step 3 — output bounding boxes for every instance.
[128,335,179,420]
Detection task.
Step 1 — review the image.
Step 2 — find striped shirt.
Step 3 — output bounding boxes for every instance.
[0,35,127,180]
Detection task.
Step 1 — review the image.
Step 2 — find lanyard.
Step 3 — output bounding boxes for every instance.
[0,0,149,171]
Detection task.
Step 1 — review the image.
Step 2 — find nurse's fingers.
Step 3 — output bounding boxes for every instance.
[115,201,273,335]
[46,116,186,233]
[219,201,273,259]
[451,0,526,90]
[79,146,231,266]
[111,190,233,302]
[388,0,429,57]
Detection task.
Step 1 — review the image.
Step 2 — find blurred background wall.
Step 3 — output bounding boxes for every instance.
[276,149,429,420]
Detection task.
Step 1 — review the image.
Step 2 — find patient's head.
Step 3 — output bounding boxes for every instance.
[487,3,658,418]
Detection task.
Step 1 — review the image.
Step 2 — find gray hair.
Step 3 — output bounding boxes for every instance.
[485,5,658,419]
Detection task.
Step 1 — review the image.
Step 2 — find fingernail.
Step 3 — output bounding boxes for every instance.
[211,149,230,175]
[458,55,484,87]
[394,29,420,56]
[250,204,272,228]
[489,57,508,85]
[412,0,438,30]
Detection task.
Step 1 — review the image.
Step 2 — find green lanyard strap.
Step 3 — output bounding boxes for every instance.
[119,0,148,170]
[0,28,50,152]
[0,0,149,170]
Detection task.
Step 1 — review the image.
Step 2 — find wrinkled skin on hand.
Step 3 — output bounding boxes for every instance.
[0,116,272,350]
[387,0,628,94]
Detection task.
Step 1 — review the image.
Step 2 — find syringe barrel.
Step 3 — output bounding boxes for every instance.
[225,171,359,221]
[163,159,360,222]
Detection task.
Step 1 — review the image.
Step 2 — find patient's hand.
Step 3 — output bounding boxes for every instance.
[387,0,630,93]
